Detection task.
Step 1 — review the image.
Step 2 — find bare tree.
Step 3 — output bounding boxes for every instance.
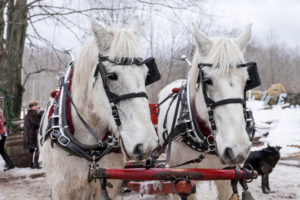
[0,0,30,118]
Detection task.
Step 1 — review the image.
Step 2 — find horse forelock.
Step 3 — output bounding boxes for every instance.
[206,37,244,73]
[107,26,142,61]
[189,36,245,91]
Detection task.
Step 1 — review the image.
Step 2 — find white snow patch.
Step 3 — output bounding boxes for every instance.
[247,100,300,157]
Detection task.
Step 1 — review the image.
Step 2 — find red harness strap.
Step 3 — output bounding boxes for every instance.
[48,69,75,134]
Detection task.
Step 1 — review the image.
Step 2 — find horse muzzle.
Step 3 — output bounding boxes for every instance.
[221,146,250,165]
[120,137,158,161]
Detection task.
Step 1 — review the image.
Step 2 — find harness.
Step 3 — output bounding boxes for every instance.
[157,62,261,166]
[40,54,161,162]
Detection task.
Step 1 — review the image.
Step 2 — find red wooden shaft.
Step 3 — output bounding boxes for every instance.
[102,168,244,181]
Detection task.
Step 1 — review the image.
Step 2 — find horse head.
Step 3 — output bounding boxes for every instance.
[191,25,253,165]
[72,18,158,161]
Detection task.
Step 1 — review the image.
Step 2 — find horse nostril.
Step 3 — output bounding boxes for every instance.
[133,144,144,160]
[224,147,234,163]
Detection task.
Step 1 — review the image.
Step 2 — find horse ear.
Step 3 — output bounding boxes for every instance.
[234,24,252,51]
[276,146,282,150]
[91,18,113,52]
[193,23,212,56]
[129,16,142,37]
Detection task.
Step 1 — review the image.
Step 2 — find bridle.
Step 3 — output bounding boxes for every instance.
[93,54,160,126]
[198,63,257,132]
[185,62,261,151]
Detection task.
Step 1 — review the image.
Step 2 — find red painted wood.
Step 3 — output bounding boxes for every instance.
[104,168,244,181]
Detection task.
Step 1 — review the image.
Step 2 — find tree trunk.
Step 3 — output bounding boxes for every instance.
[0,0,28,118]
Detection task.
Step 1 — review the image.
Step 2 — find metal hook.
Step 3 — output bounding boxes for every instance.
[181,55,191,67]
[64,49,74,62]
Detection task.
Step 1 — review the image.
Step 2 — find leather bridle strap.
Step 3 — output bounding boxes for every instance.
[94,62,148,104]
[94,54,149,127]
[209,98,246,109]
[198,63,247,131]
[107,91,148,104]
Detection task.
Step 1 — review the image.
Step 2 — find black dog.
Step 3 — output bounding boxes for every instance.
[244,144,281,194]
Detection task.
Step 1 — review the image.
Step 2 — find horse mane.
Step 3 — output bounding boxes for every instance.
[189,36,245,97]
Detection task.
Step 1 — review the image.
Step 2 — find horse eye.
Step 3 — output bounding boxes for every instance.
[107,73,118,81]
[204,78,213,85]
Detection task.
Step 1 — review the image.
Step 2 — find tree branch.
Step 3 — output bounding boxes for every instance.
[22,68,59,87]
[28,6,139,19]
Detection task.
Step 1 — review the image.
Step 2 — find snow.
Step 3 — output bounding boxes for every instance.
[1,100,300,199]
[247,100,300,156]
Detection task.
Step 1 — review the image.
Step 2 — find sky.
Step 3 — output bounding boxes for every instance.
[28,0,300,51]
[206,0,300,48]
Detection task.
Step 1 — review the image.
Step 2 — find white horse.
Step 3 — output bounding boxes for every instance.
[158,25,253,200]
[41,18,158,200]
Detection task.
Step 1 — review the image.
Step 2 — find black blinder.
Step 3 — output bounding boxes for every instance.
[144,57,161,86]
[96,55,161,86]
[244,62,261,91]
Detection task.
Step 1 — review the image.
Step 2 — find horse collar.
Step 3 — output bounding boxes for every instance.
[41,62,120,162]
[160,86,215,154]
[179,86,216,152]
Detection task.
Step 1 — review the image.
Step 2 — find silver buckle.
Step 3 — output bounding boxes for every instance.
[58,134,70,147]
[107,135,119,148]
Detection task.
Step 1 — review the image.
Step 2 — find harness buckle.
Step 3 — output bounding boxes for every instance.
[88,155,99,183]
[206,135,216,152]
[50,130,60,140]
[107,135,119,148]
[97,140,104,148]
[57,134,70,147]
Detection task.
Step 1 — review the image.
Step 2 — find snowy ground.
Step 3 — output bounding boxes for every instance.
[1,100,300,200]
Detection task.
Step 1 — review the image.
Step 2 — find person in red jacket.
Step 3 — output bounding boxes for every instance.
[0,111,15,171]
